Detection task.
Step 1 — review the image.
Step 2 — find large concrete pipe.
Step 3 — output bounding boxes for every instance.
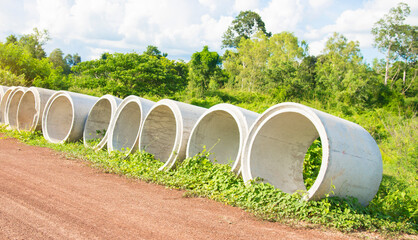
[0,86,16,123]
[83,95,122,150]
[186,103,259,173]
[0,86,9,103]
[17,87,57,132]
[107,95,154,154]
[42,91,99,143]
[241,102,382,206]
[139,99,206,170]
[5,87,27,128]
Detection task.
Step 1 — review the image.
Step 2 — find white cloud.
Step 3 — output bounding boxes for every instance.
[308,0,333,9]
[260,0,304,34]
[233,0,260,12]
[304,0,418,56]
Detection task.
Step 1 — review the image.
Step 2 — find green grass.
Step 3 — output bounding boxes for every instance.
[1,126,416,238]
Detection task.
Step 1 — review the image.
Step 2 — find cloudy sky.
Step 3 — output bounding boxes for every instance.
[0,0,417,62]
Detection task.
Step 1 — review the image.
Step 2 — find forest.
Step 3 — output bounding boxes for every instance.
[0,2,417,234]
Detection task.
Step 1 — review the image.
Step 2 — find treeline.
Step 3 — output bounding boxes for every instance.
[1,5,416,115]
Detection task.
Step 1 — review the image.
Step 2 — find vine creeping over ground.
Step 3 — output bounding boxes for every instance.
[1,127,416,238]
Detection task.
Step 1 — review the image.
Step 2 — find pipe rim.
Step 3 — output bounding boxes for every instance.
[7,88,26,128]
[83,95,118,150]
[139,99,183,170]
[241,102,330,200]
[42,91,75,144]
[0,87,16,123]
[4,87,26,126]
[107,95,145,154]
[186,103,249,173]
[17,87,41,132]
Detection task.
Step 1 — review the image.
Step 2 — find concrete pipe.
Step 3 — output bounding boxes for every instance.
[0,86,17,123]
[241,102,382,206]
[0,86,9,103]
[5,87,28,128]
[107,95,154,154]
[83,95,122,150]
[17,87,57,132]
[42,91,99,143]
[139,99,206,170]
[186,103,259,173]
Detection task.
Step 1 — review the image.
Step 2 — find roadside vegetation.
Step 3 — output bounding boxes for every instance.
[0,2,416,237]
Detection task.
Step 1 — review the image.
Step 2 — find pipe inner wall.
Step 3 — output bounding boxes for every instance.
[187,110,240,166]
[140,105,177,163]
[45,95,73,143]
[7,89,26,128]
[109,102,141,152]
[17,91,37,131]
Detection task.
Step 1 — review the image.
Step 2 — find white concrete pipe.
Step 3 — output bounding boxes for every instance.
[17,87,57,132]
[139,99,206,170]
[0,86,9,103]
[186,103,259,173]
[5,87,28,128]
[83,95,122,150]
[42,91,99,143]
[107,95,154,154]
[241,102,382,206]
[0,86,17,123]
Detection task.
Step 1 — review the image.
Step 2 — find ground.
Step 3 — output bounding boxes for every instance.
[0,134,361,239]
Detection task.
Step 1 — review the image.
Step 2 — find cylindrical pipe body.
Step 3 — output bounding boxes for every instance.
[17,87,57,132]
[241,102,383,206]
[83,95,122,150]
[42,91,99,143]
[186,103,259,173]
[139,99,206,170]
[107,95,154,154]
[5,87,28,128]
[0,86,17,123]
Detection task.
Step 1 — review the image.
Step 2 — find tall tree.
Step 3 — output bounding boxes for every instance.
[64,53,81,68]
[222,10,271,48]
[188,46,223,96]
[371,2,412,85]
[49,48,70,74]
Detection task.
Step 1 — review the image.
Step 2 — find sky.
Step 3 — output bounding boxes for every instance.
[0,0,417,63]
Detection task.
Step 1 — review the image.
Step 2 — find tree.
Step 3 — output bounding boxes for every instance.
[18,28,50,59]
[222,10,271,48]
[188,46,224,96]
[64,53,81,68]
[371,2,412,85]
[144,45,167,58]
[49,48,71,74]
[5,35,17,44]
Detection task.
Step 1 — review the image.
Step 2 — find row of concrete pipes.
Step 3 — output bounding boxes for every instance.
[0,85,383,206]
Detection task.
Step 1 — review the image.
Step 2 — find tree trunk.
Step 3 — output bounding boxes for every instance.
[384,42,392,86]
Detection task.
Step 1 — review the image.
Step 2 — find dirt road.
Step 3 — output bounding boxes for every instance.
[0,134,355,239]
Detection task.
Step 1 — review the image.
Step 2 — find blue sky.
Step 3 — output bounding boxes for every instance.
[0,0,417,63]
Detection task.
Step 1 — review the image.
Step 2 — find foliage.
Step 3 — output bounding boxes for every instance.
[71,52,188,98]
[187,46,226,96]
[222,10,271,48]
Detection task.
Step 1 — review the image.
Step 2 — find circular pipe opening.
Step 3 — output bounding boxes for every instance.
[84,98,112,147]
[140,105,177,163]
[187,110,240,166]
[109,102,141,152]
[17,91,37,131]
[248,111,321,193]
[0,87,16,123]
[45,95,74,143]
[7,90,25,128]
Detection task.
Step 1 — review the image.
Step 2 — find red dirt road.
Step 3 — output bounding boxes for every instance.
[0,135,356,239]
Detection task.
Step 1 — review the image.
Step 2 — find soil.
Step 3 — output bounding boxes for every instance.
[0,134,358,240]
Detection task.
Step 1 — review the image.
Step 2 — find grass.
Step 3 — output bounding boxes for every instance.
[1,125,416,238]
